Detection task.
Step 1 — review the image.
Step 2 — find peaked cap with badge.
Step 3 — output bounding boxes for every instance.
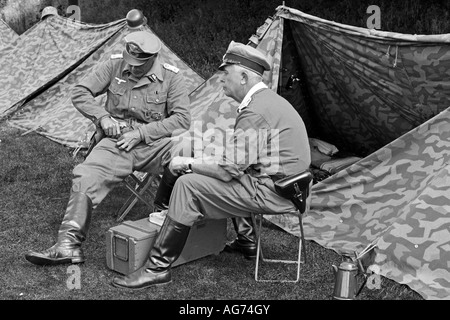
[123,31,162,66]
[219,41,271,76]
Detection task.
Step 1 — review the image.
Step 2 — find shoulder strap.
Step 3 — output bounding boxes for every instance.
[163,63,179,74]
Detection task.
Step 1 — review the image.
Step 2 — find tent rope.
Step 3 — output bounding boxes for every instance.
[394,45,398,67]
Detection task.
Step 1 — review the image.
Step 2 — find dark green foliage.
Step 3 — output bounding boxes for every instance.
[78,0,450,78]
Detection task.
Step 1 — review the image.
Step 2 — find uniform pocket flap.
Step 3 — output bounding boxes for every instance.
[146,92,167,104]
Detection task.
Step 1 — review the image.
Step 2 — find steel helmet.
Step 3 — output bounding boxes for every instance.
[41,6,59,20]
[126,9,148,29]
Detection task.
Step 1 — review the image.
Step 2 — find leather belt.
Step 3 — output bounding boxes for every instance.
[270,174,285,183]
[111,117,146,132]
[243,167,285,183]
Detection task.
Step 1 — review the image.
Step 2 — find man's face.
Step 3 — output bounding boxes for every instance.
[220,65,243,102]
[130,55,156,78]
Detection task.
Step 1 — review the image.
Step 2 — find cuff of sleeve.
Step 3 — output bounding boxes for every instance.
[138,126,146,142]
[218,162,244,178]
[96,114,111,127]
[138,123,157,144]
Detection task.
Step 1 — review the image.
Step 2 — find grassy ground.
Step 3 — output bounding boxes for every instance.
[0,124,423,301]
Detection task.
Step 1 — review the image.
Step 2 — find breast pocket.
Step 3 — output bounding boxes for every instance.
[145,92,167,121]
[107,83,127,107]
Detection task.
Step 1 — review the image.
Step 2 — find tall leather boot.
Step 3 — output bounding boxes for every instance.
[25,192,92,265]
[153,166,178,211]
[112,216,190,290]
[224,217,257,260]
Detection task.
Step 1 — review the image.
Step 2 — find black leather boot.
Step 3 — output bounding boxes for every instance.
[224,217,257,260]
[25,192,92,265]
[153,166,178,211]
[112,216,190,290]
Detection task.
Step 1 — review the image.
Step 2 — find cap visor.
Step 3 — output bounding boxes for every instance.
[218,61,233,70]
[123,49,147,66]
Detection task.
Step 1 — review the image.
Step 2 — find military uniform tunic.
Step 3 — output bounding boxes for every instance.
[70,55,191,208]
[167,83,311,226]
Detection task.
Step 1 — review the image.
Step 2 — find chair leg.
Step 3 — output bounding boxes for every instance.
[252,214,262,282]
[297,212,307,265]
[252,212,305,283]
[124,182,153,208]
[116,173,156,222]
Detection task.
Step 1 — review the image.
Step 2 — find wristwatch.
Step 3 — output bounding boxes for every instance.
[188,163,193,171]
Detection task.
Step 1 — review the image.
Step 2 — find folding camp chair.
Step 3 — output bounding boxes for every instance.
[251,170,313,283]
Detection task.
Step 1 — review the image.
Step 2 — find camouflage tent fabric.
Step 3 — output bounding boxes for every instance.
[262,6,450,300]
[5,15,204,147]
[4,6,450,299]
[0,15,125,121]
[268,108,450,300]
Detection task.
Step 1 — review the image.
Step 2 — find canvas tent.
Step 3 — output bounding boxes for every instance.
[2,5,449,300]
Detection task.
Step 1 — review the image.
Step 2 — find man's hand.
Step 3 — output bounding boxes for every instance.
[169,156,195,175]
[116,129,142,152]
[100,116,121,138]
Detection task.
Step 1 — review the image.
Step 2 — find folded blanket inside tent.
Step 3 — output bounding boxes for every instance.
[308,138,361,175]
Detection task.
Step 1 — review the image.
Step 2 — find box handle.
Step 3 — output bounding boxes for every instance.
[113,234,129,262]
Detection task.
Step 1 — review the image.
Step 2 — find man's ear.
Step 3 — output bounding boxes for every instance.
[240,71,248,85]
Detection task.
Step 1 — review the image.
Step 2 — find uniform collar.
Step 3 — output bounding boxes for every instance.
[122,55,164,82]
[237,82,268,113]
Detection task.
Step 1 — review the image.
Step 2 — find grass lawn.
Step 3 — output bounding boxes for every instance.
[0,122,423,302]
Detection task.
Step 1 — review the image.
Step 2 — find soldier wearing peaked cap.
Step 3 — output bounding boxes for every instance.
[24,30,192,266]
[112,42,311,290]
[219,40,271,76]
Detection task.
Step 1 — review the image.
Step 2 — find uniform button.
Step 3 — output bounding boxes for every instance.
[134,96,137,99]
[131,107,135,111]
[156,98,159,102]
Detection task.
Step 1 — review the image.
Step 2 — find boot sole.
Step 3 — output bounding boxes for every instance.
[25,254,85,266]
[111,279,172,290]
[223,246,257,260]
